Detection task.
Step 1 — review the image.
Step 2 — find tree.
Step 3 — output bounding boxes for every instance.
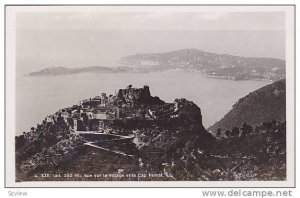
[183,140,195,154]
[185,156,194,172]
[231,127,240,137]
[225,130,231,138]
[241,122,253,136]
[216,128,222,138]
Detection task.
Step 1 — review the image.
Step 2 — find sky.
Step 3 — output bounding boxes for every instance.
[15,8,286,75]
[17,11,285,31]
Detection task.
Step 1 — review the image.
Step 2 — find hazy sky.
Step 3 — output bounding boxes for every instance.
[17,11,285,30]
[16,9,286,75]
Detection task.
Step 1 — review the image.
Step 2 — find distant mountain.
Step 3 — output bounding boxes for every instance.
[208,79,286,134]
[27,66,134,76]
[120,48,286,81]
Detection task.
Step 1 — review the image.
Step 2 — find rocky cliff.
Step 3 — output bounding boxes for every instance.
[116,85,164,106]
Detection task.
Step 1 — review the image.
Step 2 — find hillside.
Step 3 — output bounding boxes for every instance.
[208,79,286,134]
[120,48,285,81]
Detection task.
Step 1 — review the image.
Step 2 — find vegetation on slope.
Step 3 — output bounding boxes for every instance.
[209,79,286,134]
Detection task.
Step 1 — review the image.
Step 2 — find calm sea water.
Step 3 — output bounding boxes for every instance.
[16,71,270,135]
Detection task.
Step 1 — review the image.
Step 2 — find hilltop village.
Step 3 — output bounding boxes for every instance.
[17,85,210,180]
[46,92,121,133]
[41,85,184,134]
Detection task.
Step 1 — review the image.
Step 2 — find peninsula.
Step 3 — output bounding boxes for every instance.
[27,49,285,81]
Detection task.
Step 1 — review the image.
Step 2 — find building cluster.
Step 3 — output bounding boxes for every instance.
[38,86,181,134]
[147,103,179,119]
[44,93,120,132]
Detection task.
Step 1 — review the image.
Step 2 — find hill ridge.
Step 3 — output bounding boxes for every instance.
[208,79,286,134]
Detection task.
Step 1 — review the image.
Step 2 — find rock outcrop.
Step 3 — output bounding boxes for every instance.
[116,85,165,106]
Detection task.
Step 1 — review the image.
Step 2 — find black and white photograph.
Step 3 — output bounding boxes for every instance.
[4,5,295,187]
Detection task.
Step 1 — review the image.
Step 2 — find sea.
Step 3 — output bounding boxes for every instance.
[16,71,270,135]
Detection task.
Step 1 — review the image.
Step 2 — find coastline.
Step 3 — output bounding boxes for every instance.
[26,68,278,82]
